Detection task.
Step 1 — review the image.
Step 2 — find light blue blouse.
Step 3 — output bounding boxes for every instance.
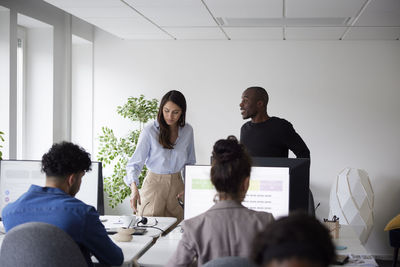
[124,121,196,186]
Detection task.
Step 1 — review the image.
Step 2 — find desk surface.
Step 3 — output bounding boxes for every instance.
[100,215,177,266]
[137,225,183,267]
[101,215,177,238]
[92,235,153,267]
[138,224,376,267]
[332,225,376,266]
[1,221,376,267]
[0,221,153,267]
[0,216,177,267]
[334,225,368,255]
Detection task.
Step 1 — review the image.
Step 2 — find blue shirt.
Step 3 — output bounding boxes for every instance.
[125,121,196,186]
[2,185,124,267]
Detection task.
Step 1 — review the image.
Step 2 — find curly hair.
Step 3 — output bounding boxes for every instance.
[211,136,251,198]
[251,212,336,267]
[41,141,92,178]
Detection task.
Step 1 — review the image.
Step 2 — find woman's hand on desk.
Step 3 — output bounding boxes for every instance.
[130,183,141,213]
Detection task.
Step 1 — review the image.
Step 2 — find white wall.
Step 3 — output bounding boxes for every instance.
[94,30,400,257]
[0,0,70,147]
[71,39,94,156]
[0,9,10,159]
[24,27,53,160]
[0,0,94,159]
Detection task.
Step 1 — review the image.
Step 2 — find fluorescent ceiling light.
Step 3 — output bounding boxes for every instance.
[217,17,351,27]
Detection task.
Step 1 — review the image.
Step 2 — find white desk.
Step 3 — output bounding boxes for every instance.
[92,235,153,267]
[101,215,177,238]
[332,225,377,266]
[100,216,177,267]
[0,216,177,267]
[2,221,377,267]
[137,225,183,267]
[0,221,152,267]
[335,225,368,254]
[138,224,377,267]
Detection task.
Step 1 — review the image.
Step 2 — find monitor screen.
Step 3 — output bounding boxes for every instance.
[252,157,310,212]
[184,165,290,220]
[0,160,104,216]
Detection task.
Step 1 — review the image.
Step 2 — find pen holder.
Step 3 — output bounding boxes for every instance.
[112,227,135,242]
[324,220,340,239]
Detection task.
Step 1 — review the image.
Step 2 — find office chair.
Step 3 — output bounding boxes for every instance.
[0,222,87,267]
[385,214,400,267]
[203,256,257,267]
[389,229,400,267]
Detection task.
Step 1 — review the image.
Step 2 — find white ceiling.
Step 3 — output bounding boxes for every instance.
[43,0,400,40]
[18,13,52,28]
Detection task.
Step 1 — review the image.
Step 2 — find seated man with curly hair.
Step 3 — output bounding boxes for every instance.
[2,142,123,267]
[251,212,336,267]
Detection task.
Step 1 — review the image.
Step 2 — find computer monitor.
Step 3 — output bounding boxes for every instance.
[0,160,104,216]
[184,165,290,220]
[252,157,310,212]
[184,157,310,220]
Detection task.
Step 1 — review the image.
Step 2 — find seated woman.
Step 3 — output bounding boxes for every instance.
[166,136,274,267]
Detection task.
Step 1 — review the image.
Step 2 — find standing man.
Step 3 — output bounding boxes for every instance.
[2,142,124,267]
[239,86,310,158]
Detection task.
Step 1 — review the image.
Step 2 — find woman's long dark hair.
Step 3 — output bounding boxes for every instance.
[157,90,187,149]
[211,136,251,199]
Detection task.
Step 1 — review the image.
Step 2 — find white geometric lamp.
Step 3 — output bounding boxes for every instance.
[329,168,374,244]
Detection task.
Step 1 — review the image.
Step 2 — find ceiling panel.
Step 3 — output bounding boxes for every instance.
[286,0,367,18]
[88,17,171,39]
[72,35,92,44]
[116,32,172,40]
[344,27,400,40]
[164,27,226,40]
[354,0,400,26]
[204,0,282,18]
[124,0,215,26]
[65,7,138,18]
[285,17,350,26]
[43,0,400,40]
[224,27,282,40]
[18,14,52,28]
[44,0,122,8]
[285,27,347,40]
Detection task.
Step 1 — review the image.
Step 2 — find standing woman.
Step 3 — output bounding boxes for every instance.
[124,90,195,222]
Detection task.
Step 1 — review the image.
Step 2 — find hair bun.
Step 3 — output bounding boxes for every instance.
[213,137,242,163]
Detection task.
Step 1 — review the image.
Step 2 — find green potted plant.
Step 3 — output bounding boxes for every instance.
[0,131,5,160]
[97,95,158,208]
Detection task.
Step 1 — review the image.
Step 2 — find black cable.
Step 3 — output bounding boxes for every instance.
[136,218,165,234]
[137,202,165,234]
[139,225,165,234]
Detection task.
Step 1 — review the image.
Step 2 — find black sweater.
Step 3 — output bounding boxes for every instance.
[240,117,310,158]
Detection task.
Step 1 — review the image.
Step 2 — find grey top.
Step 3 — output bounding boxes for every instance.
[166,200,274,267]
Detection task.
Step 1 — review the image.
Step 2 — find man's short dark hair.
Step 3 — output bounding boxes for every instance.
[247,86,269,107]
[41,141,92,178]
[251,212,335,267]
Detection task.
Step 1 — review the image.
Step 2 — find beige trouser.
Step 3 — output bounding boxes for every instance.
[138,171,184,223]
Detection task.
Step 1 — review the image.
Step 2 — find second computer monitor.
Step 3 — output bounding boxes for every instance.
[252,157,310,212]
[0,160,105,216]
